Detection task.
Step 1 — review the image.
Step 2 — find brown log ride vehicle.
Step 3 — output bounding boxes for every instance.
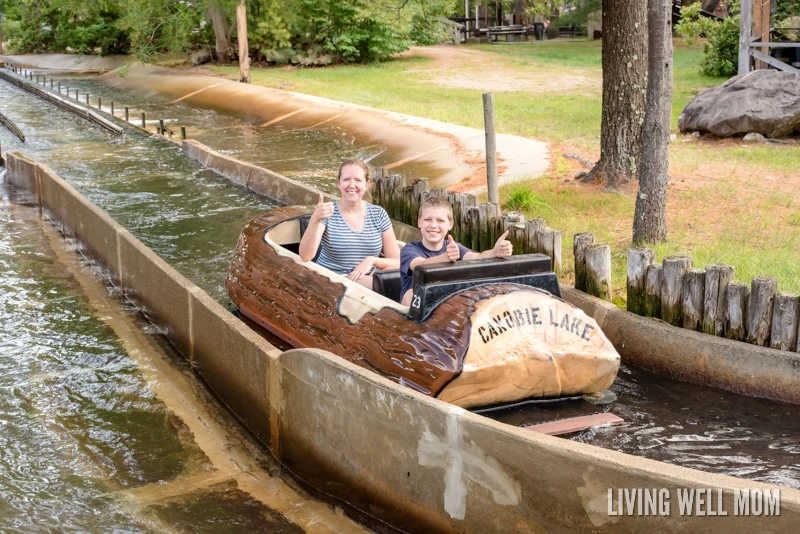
[227,206,621,410]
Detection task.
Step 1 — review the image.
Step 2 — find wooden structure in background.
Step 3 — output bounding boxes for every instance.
[739,0,800,74]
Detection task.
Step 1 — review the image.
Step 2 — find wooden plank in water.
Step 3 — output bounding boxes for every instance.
[523,413,624,436]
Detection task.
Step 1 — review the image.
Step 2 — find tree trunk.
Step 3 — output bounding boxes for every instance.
[633,0,672,244]
[236,0,251,83]
[587,0,648,188]
[207,1,231,64]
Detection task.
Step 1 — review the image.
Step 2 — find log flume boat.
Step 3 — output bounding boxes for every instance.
[227,206,621,410]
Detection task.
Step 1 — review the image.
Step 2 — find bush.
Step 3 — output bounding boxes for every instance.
[776,0,800,20]
[675,2,740,77]
[546,20,560,40]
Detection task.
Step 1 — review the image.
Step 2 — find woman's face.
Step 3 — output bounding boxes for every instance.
[337,165,369,202]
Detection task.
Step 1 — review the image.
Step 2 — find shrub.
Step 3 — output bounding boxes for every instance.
[675,1,740,77]
[503,186,550,213]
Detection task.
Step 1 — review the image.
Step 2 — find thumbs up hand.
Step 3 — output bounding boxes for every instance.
[492,230,513,258]
[445,235,460,262]
[311,192,334,223]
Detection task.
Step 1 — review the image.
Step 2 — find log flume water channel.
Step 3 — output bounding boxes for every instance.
[2,68,800,530]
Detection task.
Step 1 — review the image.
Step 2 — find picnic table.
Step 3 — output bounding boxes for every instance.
[487,24,543,43]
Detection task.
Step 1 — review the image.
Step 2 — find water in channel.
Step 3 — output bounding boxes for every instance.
[1,71,799,531]
[0,79,367,532]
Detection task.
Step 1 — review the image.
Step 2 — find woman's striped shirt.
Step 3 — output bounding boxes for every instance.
[316,201,391,275]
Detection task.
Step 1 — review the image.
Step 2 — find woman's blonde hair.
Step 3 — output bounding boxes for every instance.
[337,159,371,182]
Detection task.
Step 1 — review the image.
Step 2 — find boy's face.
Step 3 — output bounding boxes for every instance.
[418,206,454,248]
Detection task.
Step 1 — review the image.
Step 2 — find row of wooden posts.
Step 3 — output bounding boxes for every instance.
[9,66,186,140]
[371,170,614,301]
[627,248,799,351]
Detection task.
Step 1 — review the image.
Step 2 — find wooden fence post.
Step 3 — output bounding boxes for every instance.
[573,233,595,292]
[584,244,611,301]
[504,211,526,253]
[703,264,734,336]
[537,228,561,275]
[746,276,777,346]
[681,268,706,331]
[627,247,655,315]
[482,92,498,204]
[551,229,562,275]
[644,265,663,318]
[661,256,691,326]
[525,218,545,254]
[726,281,750,341]
[770,292,800,351]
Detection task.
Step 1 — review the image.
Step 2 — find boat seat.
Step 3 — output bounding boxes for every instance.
[372,269,403,303]
[407,253,561,321]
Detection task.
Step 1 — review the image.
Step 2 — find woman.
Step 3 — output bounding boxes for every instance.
[298,159,400,289]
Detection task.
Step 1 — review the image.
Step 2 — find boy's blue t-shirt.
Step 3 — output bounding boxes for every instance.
[400,240,471,297]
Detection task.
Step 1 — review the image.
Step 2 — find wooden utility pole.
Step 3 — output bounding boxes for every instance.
[236,0,251,83]
[752,0,771,69]
[738,0,753,75]
[482,92,498,204]
[0,11,5,55]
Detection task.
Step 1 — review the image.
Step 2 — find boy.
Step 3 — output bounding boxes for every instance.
[400,195,513,306]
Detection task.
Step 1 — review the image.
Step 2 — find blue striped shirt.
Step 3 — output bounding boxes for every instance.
[316,202,392,275]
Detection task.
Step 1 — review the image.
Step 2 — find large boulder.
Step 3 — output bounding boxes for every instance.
[678,70,800,138]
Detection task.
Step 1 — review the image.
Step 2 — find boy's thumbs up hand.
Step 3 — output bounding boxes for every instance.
[493,230,513,258]
[445,235,460,262]
[311,192,334,223]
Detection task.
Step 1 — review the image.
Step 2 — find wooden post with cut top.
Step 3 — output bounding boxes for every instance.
[482,92,498,204]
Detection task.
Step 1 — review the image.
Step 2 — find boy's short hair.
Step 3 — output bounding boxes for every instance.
[419,195,453,222]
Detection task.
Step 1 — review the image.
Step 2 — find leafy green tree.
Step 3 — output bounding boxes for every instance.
[776,0,800,20]
[9,0,130,55]
[116,0,206,62]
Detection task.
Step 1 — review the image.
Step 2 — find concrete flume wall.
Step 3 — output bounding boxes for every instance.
[563,287,800,405]
[6,152,800,532]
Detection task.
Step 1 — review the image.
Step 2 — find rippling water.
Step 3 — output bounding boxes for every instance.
[1,78,272,302]
[0,80,330,532]
[0,190,208,531]
[3,71,800,513]
[39,74,390,193]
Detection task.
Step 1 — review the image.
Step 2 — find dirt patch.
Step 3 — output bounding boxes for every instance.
[399,45,600,95]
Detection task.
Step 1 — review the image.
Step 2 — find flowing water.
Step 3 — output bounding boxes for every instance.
[1,71,800,532]
[28,73,442,194]
[0,78,368,533]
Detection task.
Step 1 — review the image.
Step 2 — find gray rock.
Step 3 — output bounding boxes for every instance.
[678,70,800,138]
[190,48,213,66]
[743,132,766,143]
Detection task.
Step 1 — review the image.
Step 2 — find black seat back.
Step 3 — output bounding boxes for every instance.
[407,253,560,321]
[372,270,403,303]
